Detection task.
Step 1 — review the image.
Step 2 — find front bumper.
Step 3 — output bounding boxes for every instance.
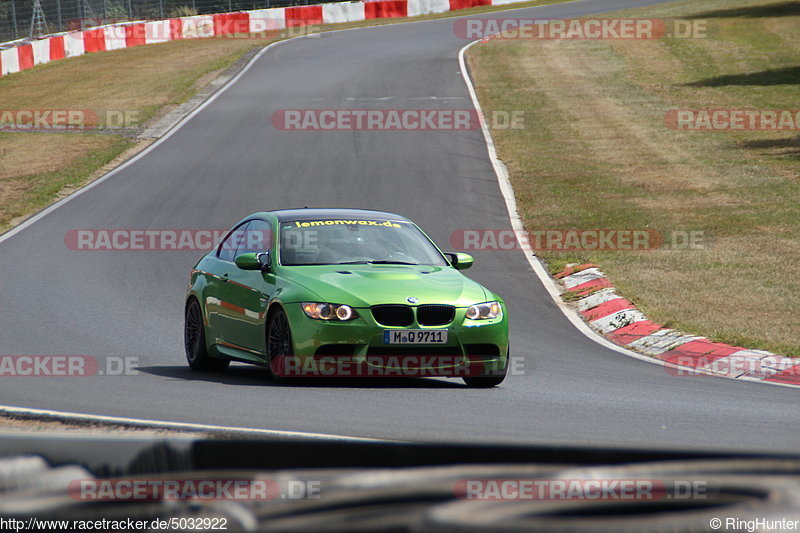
[281,303,509,378]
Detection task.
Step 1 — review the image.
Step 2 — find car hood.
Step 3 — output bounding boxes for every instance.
[280,264,488,307]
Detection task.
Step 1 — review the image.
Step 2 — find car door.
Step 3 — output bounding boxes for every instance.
[217,219,276,358]
[204,221,250,346]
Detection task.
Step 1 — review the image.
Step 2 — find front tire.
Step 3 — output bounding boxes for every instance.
[462,375,506,388]
[267,308,294,382]
[462,348,508,388]
[185,299,229,372]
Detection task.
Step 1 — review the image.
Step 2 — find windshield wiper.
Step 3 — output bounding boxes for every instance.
[336,260,420,265]
[370,260,420,265]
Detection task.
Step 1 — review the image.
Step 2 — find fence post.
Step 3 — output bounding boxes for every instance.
[11,0,18,40]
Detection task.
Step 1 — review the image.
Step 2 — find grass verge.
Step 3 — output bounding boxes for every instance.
[467,0,800,355]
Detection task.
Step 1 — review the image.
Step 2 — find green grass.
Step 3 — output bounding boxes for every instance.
[0,133,133,230]
[16,137,134,211]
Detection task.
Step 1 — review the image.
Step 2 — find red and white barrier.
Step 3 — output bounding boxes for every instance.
[0,46,20,75]
[181,15,215,39]
[364,0,408,19]
[322,2,366,24]
[407,0,450,17]
[0,0,532,78]
[144,20,172,44]
[30,38,49,65]
[286,6,323,27]
[106,25,130,50]
[63,32,84,57]
[249,9,287,32]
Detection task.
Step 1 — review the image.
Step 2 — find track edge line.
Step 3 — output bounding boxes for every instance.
[0,404,396,441]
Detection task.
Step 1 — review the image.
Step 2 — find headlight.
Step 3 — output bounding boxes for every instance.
[302,302,358,321]
[466,301,502,320]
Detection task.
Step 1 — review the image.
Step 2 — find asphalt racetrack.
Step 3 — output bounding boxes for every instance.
[0,0,796,452]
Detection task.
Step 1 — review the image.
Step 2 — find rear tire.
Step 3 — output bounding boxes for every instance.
[185,299,230,372]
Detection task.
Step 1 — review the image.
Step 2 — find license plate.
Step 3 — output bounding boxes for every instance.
[383,330,448,344]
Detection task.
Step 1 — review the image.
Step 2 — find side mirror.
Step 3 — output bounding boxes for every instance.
[445,252,474,270]
[235,252,271,272]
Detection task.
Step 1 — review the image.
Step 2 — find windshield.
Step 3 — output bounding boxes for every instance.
[279,219,448,266]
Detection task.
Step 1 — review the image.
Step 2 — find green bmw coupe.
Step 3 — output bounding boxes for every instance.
[184,208,509,387]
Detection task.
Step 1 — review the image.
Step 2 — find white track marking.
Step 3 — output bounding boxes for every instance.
[0,405,395,441]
